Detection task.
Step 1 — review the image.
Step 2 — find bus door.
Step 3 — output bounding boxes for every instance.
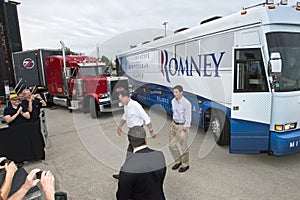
[230,48,272,154]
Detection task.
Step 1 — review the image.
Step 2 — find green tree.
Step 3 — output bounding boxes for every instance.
[100,55,111,66]
[65,47,79,55]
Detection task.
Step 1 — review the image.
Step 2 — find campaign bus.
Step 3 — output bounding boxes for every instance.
[117,2,300,156]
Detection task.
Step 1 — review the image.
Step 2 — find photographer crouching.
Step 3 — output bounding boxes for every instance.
[0,157,66,200]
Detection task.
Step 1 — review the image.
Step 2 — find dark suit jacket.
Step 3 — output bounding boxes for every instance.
[116,147,166,200]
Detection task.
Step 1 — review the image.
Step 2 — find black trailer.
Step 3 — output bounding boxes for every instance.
[12,49,61,93]
[0,0,22,98]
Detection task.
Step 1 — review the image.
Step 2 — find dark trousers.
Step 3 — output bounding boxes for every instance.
[0,122,45,163]
[29,120,45,160]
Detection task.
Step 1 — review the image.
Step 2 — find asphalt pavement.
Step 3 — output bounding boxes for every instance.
[23,106,300,200]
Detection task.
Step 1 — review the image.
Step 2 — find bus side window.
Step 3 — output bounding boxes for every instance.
[234,49,268,93]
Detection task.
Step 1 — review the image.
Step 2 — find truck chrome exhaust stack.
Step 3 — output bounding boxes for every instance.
[60,41,69,96]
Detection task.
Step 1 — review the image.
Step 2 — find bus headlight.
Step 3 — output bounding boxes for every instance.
[275,123,297,132]
[275,125,284,131]
[285,123,297,130]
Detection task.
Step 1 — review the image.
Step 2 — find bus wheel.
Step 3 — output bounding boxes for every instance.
[89,97,99,119]
[208,111,229,146]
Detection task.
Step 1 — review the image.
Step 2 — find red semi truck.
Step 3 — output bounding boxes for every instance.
[12,49,129,118]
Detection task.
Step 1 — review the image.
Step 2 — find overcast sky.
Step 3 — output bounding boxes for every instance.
[17,0,298,58]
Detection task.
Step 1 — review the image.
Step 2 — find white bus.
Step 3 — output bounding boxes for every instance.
[117,2,300,156]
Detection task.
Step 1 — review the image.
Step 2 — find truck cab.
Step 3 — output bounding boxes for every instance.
[46,55,128,118]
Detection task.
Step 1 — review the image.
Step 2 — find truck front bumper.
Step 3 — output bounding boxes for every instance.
[99,100,123,112]
[270,129,300,156]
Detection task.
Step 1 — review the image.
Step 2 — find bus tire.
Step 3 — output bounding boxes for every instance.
[208,111,229,146]
[89,97,99,119]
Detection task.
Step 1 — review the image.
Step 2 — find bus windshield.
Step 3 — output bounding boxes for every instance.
[267,32,300,92]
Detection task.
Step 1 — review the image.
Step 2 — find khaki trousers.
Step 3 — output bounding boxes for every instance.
[169,121,189,167]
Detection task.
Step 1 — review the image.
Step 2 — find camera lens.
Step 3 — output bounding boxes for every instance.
[36,171,43,179]
[0,159,9,166]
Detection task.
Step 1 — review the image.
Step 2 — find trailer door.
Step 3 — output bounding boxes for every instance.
[230,48,271,154]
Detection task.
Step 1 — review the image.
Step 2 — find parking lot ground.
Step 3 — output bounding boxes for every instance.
[24,106,300,200]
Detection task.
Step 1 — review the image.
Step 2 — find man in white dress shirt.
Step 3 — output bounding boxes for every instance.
[113,90,157,179]
[169,85,192,173]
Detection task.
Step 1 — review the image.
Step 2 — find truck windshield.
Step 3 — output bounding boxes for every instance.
[80,65,109,76]
[267,32,300,92]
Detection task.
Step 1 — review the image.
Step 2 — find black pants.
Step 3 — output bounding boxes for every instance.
[0,122,45,163]
[29,120,45,160]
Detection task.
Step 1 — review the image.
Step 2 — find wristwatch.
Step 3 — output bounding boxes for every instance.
[150,130,154,133]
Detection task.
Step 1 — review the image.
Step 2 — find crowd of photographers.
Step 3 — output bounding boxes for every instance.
[2,89,47,167]
[0,90,66,199]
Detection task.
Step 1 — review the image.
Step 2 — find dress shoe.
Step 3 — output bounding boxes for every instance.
[178,166,189,173]
[112,174,119,179]
[171,163,181,170]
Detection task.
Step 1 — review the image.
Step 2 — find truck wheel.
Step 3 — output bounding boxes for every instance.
[83,107,89,114]
[82,100,89,114]
[46,95,54,108]
[89,97,99,119]
[208,111,229,146]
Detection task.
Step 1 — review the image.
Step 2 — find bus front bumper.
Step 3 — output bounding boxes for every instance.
[270,130,300,156]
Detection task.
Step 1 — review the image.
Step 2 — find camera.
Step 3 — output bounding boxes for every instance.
[35,171,43,179]
[55,192,67,200]
[0,159,11,166]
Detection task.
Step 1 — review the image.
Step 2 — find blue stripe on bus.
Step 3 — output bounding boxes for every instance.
[131,82,300,156]
[130,82,231,128]
[230,119,270,154]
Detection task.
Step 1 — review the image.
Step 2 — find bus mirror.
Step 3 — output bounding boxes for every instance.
[270,52,282,73]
